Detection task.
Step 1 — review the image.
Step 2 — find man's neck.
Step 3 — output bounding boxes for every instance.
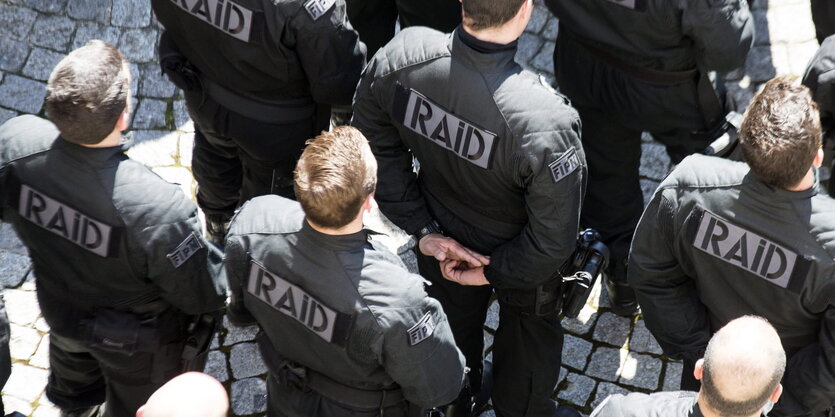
[81,128,122,149]
[785,168,815,192]
[697,395,761,417]
[462,24,518,46]
[307,215,364,236]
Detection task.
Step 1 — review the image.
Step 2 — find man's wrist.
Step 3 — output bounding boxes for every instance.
[416,220,442,241]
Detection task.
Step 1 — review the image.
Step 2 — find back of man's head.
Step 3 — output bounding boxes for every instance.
[462,0,526,30]
[739,75,821,189]
[45,40,130,145]
[700,316,786,417]
[294,126,377,229]
[136,372,228,417]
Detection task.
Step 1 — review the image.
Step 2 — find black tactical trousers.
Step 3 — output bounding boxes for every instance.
[45,331,202,417]
[345,0,461,57]
[812,0,835,44]
[418,253,564,417]
[0,295,11,416]
[185,92,324,217]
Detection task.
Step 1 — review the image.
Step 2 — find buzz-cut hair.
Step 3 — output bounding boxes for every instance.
[739,75,822,189]
[462,0,526,31]
[45,40,130,145]
[294,127,377,229]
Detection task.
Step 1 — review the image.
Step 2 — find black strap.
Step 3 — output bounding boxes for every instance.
[256,334,406,411]
[200,76,317,125]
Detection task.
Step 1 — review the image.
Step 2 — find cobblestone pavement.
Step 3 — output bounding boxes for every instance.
[0,0,820,415]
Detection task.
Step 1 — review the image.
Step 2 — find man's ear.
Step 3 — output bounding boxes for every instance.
[694,358,705,381]
[136,405,146,417]
[769,383,783,403]
[813,147,824,168]
[116,107,130,132]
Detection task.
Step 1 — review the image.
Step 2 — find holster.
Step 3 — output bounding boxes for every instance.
[558,229,610,318]
[158,33,201,93]
[83,303,179,355]
[182,312,218,362]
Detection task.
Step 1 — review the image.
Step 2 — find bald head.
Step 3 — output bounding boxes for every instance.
[137,373,228,417]
[699,316,785,417]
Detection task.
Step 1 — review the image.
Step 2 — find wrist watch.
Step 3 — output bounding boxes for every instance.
[416,220,442,241]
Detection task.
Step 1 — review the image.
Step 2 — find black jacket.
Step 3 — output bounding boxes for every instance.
[352,27,586,290]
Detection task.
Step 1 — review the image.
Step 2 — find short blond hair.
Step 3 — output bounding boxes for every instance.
[294,127,377,229]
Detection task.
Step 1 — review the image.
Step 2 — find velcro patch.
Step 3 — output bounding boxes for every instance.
[691,209,803,289]
[407,312,436,346]
[167,232,204,268]
[548,147,581,183]
[18,184,116,257]
[169,0,254,42]
[392,84,498,169]
[247,260,349,344]
[304,0,336,21]
[604,0,647,11]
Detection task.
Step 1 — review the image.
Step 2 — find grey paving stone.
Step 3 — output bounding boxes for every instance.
[0,75,46,114]
[591,382,630,409]
[68,0,111,23]
[767,3,815,43]
[119,28,159,63]
[210,332,219,349]
[223,316,260,346]
[31,14,76,51]
[525,4,549,34]
[592,312,631,348]
[229,342,268,379]
[28,0,68,13]
[629,320,663,355]
[639,142,671,181]
[752,10,770,46]
[153,167,194,198]
[0,108,17,125]
[73,22,122,50]
[562,334,593,371]
[744,46,777,83]
[0,223,29,255]
[0,3,38,40]
[32,401,60,417]
[485,298,499,331]
[231,377,268,415]
[5,289,40,326]
[3,363,49,402]
[111,0,153,28]
[618,352,662,390]
[517,33,542,67]
[0,251,31,288]
[585,347,623,382]
[9,323,40,361]
[131,98,169,129]
[557,372,596,407]
[139,63,176,98]
[29,335,50,369]
[531,41,555,74]
[128,130,178,165]
[173,99,191,129]
[23,48,65,82]
[0,35,31,72]
[561,304,598,335]
[178,129,194,167]
[640,179,660,207]
[559,366,567,385]
[662,360,683,391]
[542,18,558,40]
[203,350,229,383]
[34,317,50,333]
[789,40,821,75]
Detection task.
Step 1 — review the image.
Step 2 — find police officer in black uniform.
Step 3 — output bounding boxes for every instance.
[0,41,226,417]
[151,0,365,244]
[345,0,461,57]
[545,0,754,315]
[812,0,835,44]
[223,127,466,416]
[803,34,835,194]
[592,317,785,417]
[629,77,835,416]
[352,0,586,415]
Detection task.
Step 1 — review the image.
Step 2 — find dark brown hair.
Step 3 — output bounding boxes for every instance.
[739,76,822,189]
[294,127,377,229]
[45,40,130,145]
[462,0,526,30]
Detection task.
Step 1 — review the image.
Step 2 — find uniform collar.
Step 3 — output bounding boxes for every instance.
[301,219,377,250]
[744,169,820,201]
[53,133,134,166]
[449,26,519,74]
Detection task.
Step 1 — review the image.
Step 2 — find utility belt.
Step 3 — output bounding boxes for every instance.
[498,229,609,319]
[561,27,738,153]
[256,334,406,412]
[158,33,316,125]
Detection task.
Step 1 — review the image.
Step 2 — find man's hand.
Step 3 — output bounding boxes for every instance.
[440,260,490,286]
[419,233,490,267]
